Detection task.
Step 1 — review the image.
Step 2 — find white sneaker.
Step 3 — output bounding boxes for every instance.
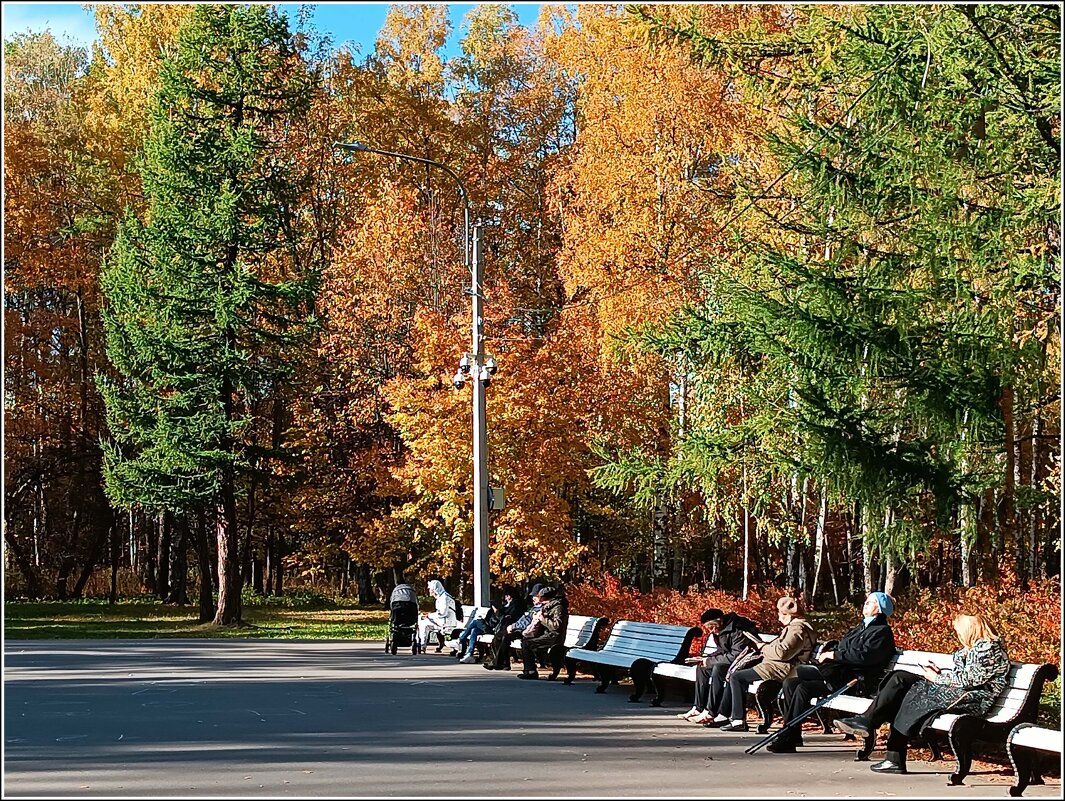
[676,707,700,719]
[459,654,475,664]
[689,711,714,724]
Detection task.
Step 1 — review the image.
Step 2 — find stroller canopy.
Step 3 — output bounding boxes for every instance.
[389,583,418,607]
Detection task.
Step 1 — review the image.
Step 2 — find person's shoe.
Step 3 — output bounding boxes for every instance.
[765,740,797,754]
[702,716,730,729]
[689,711,714,724]
[517,672,539,680]
[676,707,701,720]
[869,752,907,774]
[499,662,512,671]
[833,716,872,739]
[459,654,475,664]
[719,720,749,733]
[483,663,496,670]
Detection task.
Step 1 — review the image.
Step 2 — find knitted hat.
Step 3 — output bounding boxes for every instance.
[869,591,894,617]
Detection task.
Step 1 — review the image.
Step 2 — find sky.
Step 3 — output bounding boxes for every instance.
[1,2,547,57]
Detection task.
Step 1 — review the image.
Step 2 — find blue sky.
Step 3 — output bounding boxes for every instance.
[1,3,546,57]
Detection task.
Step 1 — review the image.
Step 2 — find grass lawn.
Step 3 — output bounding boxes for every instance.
[3,595,389,640]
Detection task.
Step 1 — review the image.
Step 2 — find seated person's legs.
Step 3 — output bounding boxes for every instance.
[722,667,761,732]
[835,670,924,738]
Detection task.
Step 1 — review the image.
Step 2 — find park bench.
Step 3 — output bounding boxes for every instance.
[477,614,609,677]
[803,648,1059,785]
[563,620,700,699]
[431,605,487,652]
[1006,723,1061,796]
[649,632,781,730]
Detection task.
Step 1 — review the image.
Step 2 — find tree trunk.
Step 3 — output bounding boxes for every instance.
[860,504,876,594]
[357,563,375,604]
[997,387,1015,578]
[213,471,242,625]
[143,507,158,595]
[959,496,976,587]
[156,510,171,602]
[4,521,45,598]
[1029,412,1042,580]
[70,512,112,599]
[811,488,828,601]
[165,516,190,605]
[651,496,670,589]
[882,508,898,595]
[109,513,121,605]
[273,531,284,596]
[195,509,215,623]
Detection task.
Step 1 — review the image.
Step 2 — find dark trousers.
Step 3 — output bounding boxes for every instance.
[778,664,827,745]
[694,663,732,717]
[489,631,522,668]
[727,667,762,723]
[864,669,924,755]
[521,632,562,674]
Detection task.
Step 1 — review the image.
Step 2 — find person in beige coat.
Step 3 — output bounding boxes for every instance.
[718,596,817,733]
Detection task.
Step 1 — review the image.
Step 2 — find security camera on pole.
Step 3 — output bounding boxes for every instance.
[334,141,495,607]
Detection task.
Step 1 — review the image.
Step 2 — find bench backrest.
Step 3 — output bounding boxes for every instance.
[564,614,608,649]
[461,605,487,622]
[601,620,700,663]
[698,631,775,656]
[889,649,1059,726]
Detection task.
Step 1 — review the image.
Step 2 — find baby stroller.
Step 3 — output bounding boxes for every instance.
[386,583,420,655]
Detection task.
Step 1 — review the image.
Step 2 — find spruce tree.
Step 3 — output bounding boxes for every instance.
[99,6,317,624]
[624,4,1059,582]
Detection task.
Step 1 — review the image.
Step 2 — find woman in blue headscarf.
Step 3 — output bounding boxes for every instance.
[765,592,897,754]
[417,579,458,652]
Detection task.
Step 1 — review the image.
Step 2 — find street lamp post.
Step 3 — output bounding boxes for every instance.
[333,141,492,607]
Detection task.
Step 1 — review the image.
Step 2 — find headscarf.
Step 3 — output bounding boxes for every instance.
[866,591,894,624]
[427,579,445,597]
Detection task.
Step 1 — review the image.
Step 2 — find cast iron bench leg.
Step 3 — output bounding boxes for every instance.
[595,665,614,693]
[629,658,653,702]
[855,733,875,762]
[563,657,577,685]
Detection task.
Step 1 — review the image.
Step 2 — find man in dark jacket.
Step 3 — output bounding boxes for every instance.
[518,585,569,680]
[765,592,896,753]
[679,608,760,725]
[483,584,539,671]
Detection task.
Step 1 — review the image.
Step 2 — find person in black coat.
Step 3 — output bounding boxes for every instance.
[483,585,536,671]
[678,608,760,725]
[765,592,897,753]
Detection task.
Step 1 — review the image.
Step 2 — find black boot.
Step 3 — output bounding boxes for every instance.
[870,751,907,774]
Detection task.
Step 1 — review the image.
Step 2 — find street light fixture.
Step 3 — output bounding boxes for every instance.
[333,141,493,607]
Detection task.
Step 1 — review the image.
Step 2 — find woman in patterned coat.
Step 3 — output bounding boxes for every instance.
[834,614,1010,774]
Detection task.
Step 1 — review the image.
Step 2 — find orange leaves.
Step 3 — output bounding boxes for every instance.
[547,6,754,349]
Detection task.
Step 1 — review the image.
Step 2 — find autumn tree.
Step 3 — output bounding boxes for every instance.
[3,32,116,599]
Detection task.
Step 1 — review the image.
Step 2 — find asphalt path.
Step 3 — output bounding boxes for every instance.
[3,639,1059,798]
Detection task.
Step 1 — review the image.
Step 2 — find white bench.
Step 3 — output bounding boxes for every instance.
[810,648,1059,785]
[477,613,608,677]
[563,620,700,700]
[650,632,781,729]
[1007,723,1061,796]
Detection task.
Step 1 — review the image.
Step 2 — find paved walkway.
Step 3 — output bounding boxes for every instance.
[3,639,1059,797]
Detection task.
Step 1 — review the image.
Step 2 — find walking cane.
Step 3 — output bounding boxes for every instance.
[744,678,860,755]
